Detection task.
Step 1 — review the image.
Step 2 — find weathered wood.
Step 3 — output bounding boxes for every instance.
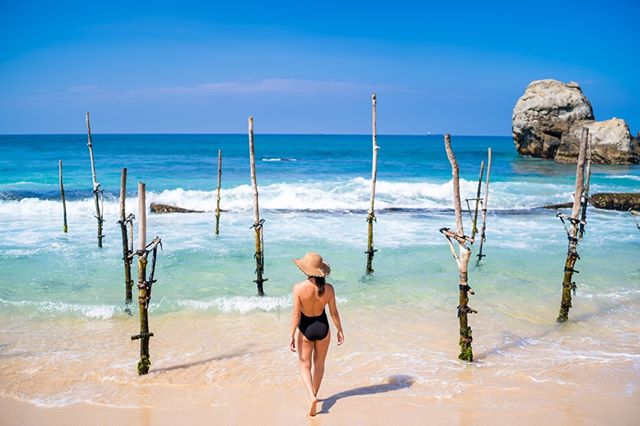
[119,168,133,306]
[579,135,593,238]
[441,134,475,362]
[59,160,68,233]
[249,117,266,296]
[477,148,492,262]
[149,203,203,214]
[215,149,222,235]
[366,93,379,274]
[133,182,151,374]
[557,128,589,323]
[139,183,146,250]
[86,112,104,247]
[469,160,485,240]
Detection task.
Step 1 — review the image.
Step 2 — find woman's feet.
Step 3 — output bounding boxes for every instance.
[308,397,318,417]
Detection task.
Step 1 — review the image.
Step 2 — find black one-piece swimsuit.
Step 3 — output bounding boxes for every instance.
[298,309,330,341]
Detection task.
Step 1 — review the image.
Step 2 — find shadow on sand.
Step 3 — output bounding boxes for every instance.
[318,374,414,415]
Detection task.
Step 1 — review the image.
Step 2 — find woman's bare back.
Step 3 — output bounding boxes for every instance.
[294,280,334,317]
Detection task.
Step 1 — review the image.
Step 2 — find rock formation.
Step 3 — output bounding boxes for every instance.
[512,79,640,164]
[541,192,640,211]
[555,118,640,164]
[150,203,202,213]
[589,193,640,211]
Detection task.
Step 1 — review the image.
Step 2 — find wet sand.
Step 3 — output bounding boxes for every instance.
[1,304,639,425]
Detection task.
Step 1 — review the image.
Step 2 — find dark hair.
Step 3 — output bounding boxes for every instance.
[311,276,325,296]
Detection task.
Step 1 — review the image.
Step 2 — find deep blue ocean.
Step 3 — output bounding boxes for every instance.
[0,133,638,316]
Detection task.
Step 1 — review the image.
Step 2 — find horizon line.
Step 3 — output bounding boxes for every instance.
[0,132,512,137]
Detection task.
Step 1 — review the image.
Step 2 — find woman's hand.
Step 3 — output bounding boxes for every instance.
[289,335,296,352]
[337,330,344,345]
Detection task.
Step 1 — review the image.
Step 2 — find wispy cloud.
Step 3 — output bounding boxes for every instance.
[133,78,366,96]
[67,78,405,102]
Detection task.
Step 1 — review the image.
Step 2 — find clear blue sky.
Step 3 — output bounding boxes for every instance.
[1,0,638,135]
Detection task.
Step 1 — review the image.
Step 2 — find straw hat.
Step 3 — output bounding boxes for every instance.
[293,252,331,277]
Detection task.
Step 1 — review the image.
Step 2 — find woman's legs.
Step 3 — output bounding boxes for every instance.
[297,332,318,416]
[312,332,331,397]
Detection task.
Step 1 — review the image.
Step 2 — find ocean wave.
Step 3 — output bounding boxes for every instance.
[0,299,117,320]
[261,157,297,162]
[0,295,350,318]
[176,296,291,314]
[603,174,640,182]
[175,296,347,314]
[0,177,577,216]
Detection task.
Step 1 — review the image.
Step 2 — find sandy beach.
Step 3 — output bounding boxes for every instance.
[2,302,639,425]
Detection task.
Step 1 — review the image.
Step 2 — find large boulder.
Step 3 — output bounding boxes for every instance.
[512,79,640,164]
[555,118,640,164]
[513,80,593,159]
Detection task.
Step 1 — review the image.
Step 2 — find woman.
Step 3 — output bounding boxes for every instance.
[289,252,344,417]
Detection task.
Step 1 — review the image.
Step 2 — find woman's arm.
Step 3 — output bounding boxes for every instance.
[327,285,344,345]
[289,285,301,352]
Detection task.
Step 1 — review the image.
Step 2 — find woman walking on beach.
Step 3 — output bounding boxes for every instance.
[289,252,344,417]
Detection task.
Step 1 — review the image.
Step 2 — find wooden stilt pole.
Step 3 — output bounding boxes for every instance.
[440,134,476,362]
[215,149,222,235]
[578,135,592,239]
[557,128,590,323]
[118,168,134,306]
[86,112,104,247]
[365,93,379,274]
[130,182,163,375]
[468,160,485,240]
[135,182,150,374]
[477,148,492,262]
[249,117,267,296]
[59,160,68,233]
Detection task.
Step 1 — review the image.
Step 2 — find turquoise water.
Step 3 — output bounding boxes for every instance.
[0,133,638,319]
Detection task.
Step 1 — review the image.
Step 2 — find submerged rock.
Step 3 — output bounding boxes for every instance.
[150,203,203,213]
[540,192,640,211]
[512,79,640,164]
[590,193,640,211]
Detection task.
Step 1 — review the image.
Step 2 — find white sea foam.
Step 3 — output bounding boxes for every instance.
[261,157,297,162]
[176,296,291,313]
[0,178,578,216]
[174,295,348,314]
[603,174,640,181]
[0,299,117,319]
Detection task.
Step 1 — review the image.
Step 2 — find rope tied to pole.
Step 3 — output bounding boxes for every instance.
[117,213,135,226]
[457,305,477,318]
[249,218,265,230]
[130,237,162,309]
[439,227,474,245]
[459,284,475,295]
[562,281,578,295]
[556,212,586,242]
